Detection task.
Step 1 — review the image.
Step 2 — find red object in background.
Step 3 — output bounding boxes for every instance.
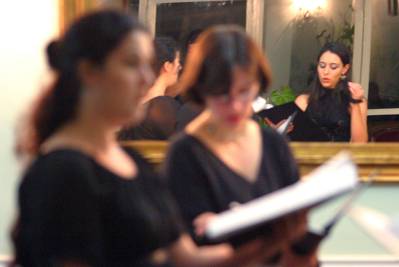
[372,127,399,142]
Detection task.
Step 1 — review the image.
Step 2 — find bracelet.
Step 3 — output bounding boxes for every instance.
[353,96,367,103]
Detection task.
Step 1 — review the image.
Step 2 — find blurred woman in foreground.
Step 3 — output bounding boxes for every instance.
[165,25,318,267]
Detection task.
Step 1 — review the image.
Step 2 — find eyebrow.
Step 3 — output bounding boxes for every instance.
[319,61,341,65]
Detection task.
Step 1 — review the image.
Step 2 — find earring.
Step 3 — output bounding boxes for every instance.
[340,74,347,80]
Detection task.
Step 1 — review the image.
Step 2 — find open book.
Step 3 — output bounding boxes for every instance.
[276,110,298,134]
[205,151,359,243]
[349,206,399,256]
[257,102,330,141]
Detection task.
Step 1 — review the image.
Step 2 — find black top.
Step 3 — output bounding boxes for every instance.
[306,88,351,142]
[175,101,203,132]
[118,96,181,140]
[256,102,330,142]
[15,148,182,267]
[164,128,299,245]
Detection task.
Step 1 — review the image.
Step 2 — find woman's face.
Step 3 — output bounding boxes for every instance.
[205,68,259,128]
[317,51,349,89]
[90,30,155,126]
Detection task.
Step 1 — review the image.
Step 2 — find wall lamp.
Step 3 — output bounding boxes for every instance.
[292,0,327,19]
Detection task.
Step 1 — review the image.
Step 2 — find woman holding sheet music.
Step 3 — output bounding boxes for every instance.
[295,42,368,142]
[164,25,318,266]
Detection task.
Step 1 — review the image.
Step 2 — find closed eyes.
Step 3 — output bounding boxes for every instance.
[318,62,341,70]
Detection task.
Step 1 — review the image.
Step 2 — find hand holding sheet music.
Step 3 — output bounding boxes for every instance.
[276,111,298,134]
[204,151,360,245]
[257,102,330,141]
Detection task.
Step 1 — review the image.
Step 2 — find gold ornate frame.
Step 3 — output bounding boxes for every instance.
[59,0,129,34]
[121,141,399,183]
[59,0,99,34]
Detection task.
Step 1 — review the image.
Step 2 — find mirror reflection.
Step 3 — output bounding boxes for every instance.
[114,0,399,142]
[121,0,399,142]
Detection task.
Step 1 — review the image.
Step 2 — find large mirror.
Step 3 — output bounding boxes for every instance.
[59,0,399,179]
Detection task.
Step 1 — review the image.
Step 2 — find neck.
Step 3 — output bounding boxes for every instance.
[141,76,168,103]
[197,111,249,142]
[63,116,118,152]
[43,102,120,155]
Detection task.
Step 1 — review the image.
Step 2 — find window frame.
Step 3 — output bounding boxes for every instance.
[137,0,264,45]
[353,0,399,116]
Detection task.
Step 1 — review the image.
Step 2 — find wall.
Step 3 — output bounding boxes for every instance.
[289,0,353,93]
[263,0,295,94]
[0,0,59,257]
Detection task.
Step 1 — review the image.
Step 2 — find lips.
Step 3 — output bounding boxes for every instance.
[226,115,241,124]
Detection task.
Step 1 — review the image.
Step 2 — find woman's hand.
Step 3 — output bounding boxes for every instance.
[348,82,368,142]
[272,210,308,244]
[268,210,320,266]
[348,82,365,101]
[193,212,216,237]
[280,244,319,267]
[264,117,294,133]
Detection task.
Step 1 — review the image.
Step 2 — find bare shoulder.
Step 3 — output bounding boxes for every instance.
[295,94,309,111]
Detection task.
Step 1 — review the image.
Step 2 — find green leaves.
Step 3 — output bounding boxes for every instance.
[270,85,296,106]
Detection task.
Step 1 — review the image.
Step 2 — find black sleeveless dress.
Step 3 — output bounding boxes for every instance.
[305,88,351,142]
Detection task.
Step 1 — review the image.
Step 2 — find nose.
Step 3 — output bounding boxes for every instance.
[140,64,156,88]
[230,98,244,112]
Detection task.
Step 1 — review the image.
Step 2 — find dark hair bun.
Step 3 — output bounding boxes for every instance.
[46,40,63,71]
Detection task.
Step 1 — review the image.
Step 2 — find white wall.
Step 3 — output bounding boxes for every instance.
[0,0,59,257]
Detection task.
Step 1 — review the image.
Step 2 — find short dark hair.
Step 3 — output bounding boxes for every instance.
[153,36,179,74]
[178,25,272,105]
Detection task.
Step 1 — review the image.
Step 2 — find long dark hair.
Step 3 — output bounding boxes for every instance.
[179,25,272,105]
[307,42,361,106]
[16,10,147,157]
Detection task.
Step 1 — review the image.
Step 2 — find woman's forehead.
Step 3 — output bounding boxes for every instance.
[319,51,342,63]
[118,31,153,60]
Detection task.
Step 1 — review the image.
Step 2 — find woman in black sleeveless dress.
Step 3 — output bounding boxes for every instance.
[295,42,368,142]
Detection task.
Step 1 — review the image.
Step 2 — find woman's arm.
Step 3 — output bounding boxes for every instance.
[348,82,368,143]
[168,233,281,267]
[169,216,318,267]
[294,94,309,112]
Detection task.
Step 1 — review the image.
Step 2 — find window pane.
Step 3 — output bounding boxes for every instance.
[368,0,399,109]
[156,1,246,44]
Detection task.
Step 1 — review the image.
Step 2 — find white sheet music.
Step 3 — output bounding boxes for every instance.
[205,151,359,241]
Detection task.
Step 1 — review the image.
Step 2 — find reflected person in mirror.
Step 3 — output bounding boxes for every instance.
[118,36,182,140]
[295,42,368,142]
